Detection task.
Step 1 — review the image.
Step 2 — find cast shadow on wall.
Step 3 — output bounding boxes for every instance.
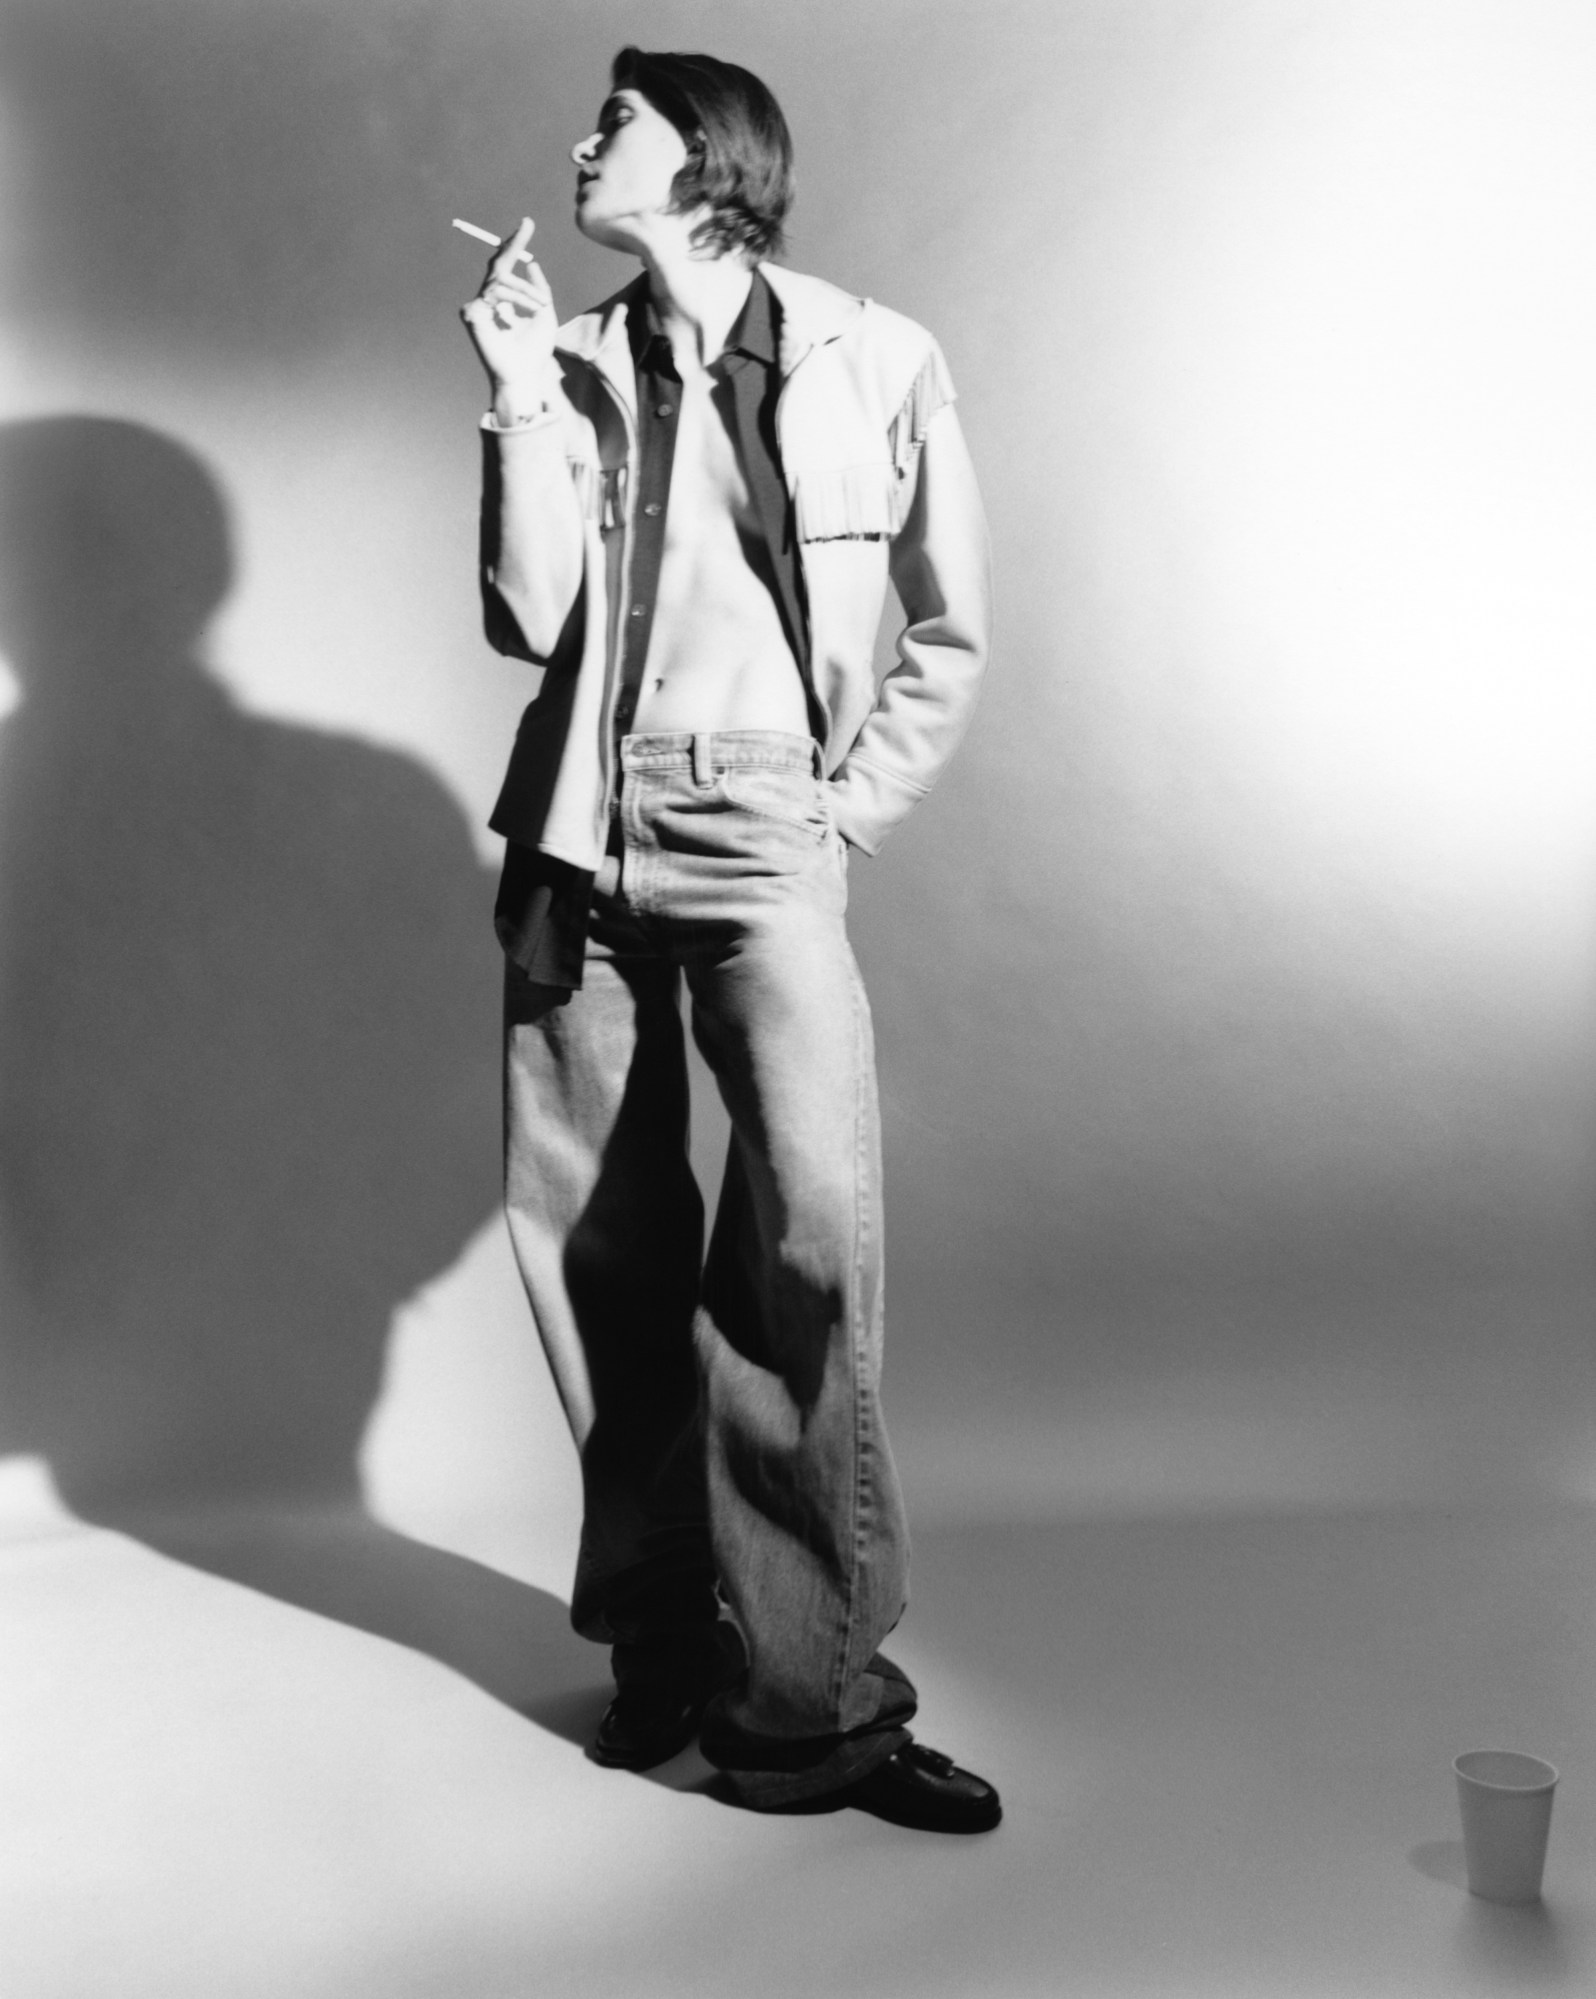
[0,416,602,1739]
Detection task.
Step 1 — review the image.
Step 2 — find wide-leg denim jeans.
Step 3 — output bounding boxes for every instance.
[504,731,915,1805]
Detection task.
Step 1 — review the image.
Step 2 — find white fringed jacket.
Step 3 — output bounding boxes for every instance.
[480,263,993,869]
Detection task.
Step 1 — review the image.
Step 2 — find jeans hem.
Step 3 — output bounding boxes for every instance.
[705,1724,912,1810]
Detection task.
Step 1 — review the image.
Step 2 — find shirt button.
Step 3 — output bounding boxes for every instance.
[630,605,647,618]
[656,402,674,417]
[643,502,662,517]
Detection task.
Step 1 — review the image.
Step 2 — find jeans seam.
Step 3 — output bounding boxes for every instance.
[831,959,869,1725]
[853,961,877,1710]
[621,775,650,912]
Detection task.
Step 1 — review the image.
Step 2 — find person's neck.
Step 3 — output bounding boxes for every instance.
[638,238,755,373]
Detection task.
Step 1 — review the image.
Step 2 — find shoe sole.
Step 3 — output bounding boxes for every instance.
[851,1793,1003,1833]
[733,1777,1002,1832]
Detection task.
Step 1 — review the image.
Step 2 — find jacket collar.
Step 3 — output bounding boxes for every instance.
[555,276,646,416]
[757,263,865,375]
[555,263,865,409]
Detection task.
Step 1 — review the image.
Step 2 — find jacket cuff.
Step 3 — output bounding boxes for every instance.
[480,406,562,436]
[826,756,929,857]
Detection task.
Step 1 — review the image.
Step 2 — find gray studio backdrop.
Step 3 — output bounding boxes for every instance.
[0,0,1592,1541]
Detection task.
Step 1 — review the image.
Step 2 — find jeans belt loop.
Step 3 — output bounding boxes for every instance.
[692,732,714,789]
[810,738,826,780]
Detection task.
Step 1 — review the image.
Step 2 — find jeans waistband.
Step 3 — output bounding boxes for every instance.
[619,730,824,778]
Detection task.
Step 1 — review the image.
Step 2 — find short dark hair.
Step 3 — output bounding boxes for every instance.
[611,47,794,262]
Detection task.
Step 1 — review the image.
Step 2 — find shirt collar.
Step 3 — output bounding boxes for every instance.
[628,268,780,374]
[723,268,779,366]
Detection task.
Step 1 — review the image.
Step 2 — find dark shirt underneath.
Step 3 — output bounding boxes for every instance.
[497,270,809,996]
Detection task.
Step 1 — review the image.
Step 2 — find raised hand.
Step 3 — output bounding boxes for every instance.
[460,217,561,423]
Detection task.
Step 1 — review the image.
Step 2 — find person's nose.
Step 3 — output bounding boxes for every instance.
[571,132,599,167]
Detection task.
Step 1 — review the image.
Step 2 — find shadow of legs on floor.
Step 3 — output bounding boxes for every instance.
[101,1499,608,1746]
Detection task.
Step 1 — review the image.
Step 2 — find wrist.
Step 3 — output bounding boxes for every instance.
[490,361,561,429]
[492,390,549,426]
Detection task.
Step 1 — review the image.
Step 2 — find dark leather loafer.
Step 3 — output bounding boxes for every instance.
[843,1740,1002,1833]
[589,1685,712,1771]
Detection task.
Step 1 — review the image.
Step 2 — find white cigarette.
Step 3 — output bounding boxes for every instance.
[452,218,504,248]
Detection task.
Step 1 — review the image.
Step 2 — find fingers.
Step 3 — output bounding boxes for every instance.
[463,214,550,322]
[458,216,560,372]
[473,217,549,317]
[469,278,547,330]
[476,278,544,317]
[460,294,531,334]
[460,273,552,333]
[490,215,537,280]
[490,266,550,308]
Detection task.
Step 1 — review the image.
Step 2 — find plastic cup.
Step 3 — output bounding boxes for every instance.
[1453,1751,1558,1904]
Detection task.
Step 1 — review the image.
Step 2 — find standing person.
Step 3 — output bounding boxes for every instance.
[460,47,996,1832]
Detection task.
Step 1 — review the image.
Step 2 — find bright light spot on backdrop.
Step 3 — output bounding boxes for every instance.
[1150,12,1596,900]
[962,0,1596,999]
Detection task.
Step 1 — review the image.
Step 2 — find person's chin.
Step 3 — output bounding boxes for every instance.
[579,214,638,255]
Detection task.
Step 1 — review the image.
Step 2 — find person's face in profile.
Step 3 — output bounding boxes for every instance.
[570,88,691,254]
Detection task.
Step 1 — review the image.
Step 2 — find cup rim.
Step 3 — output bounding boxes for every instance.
[1454,1749,1559,1794]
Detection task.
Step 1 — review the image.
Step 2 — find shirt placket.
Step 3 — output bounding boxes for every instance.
[613,337,681,738]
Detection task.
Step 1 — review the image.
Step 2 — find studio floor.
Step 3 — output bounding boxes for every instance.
[4,1286,1595,1999]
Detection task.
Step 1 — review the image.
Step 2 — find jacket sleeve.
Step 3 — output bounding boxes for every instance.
[478,409,586,666]
[827,397,993,853]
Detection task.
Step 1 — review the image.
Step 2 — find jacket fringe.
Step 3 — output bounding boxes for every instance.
[888,346,956,495]
[797,347,956,542]
[794,464,898,543]
[567,460,627,531]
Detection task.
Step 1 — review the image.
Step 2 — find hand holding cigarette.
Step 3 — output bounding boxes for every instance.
[458,216,561,422]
